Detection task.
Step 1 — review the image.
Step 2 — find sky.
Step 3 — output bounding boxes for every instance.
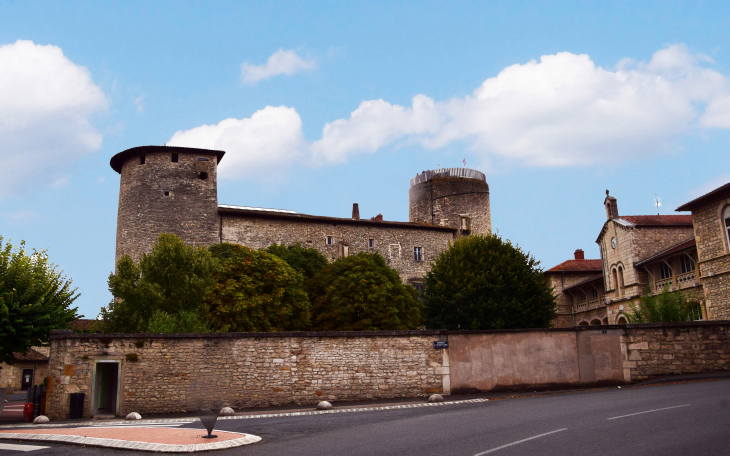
[1,1,730,319]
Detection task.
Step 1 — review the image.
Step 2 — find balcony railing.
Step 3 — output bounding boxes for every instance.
[655,277,673,291]
[676,271,696,287]
[587,297,599,307]
[601,296,607,304]
[577,300,587,310]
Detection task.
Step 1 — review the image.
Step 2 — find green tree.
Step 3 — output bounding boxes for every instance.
[101,233,218,333]
[0,237,80,364]
[205,243,310,332]
[424,234,556,330]
[624,286,700,323]
[264,243,328,280]
[307,252,424,331]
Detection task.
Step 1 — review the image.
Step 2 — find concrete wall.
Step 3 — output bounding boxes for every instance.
[448,328,624,393]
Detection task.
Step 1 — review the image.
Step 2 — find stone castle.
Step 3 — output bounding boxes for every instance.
[111,145,491,286]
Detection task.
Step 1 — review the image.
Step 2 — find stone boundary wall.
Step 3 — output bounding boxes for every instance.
[621,321,730,381]
[46,331,447,420]
[45,323,730,420]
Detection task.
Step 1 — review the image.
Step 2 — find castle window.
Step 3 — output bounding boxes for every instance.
[591,286,598,299]
[368,239,374,248]
[326,236,333,245]
[413,282,425,293]
[659,261,672,280]
[171,153,179,163]
[579,290,586,301]
[679,254,695,274]
[414,246,423,261]
[198,157,209,161]
[163,191,170,196]
[198,171,208,180]
[612,269,619,297]
[139,155,145,165]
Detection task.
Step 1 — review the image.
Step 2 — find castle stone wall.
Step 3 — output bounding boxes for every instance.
[409,175,491,236]
[115,147,220,263]
[220,213,455,282]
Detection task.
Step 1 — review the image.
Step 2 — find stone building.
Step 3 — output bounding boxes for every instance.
[0,348,49,392]
[676,182,730,320]
[111,145,491,285]
[546,183,730,327]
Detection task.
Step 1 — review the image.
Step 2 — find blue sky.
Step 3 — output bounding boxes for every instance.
[2,1,730,319]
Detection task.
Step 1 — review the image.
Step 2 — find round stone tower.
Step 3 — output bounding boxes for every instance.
[111,145,225,264]
[408,168,491,236]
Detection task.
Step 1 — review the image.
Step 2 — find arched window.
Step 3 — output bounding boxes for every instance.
[618,266,625,296]
[617,316,627,325]
[590,319,601,326]
[724,206,730,249]
[612,269,619,297]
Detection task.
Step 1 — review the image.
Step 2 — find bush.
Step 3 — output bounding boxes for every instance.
[307,252,424,331]
[624,286,701,323]
[205,243,310,332]
[424,234,556,330]
[102,233,218,333]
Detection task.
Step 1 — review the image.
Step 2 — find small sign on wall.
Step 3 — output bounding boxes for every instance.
[433,341,448,349]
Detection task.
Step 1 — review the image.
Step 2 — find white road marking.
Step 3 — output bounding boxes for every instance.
[607,404,691,420]
[473,428,568,455]
[0,443,50,451]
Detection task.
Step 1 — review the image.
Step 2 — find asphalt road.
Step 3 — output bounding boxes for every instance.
[2,379,729,455]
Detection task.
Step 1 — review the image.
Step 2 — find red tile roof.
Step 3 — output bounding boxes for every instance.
[620,215,692,226]
[563,273,604,292]
[635,238,697,267]
[69,319,99,332]
[545,259,603,273]
[14,349,49,362]
[676,181,730,212]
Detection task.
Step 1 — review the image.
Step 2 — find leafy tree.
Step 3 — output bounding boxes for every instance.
[146,310,211,333]
[307,252,424,331]
[624,286,700,323]
[205,243,310,332]
[264,243,328,280]
[101,233,217,333]
[0,237,80,364]
[424,234,556,330]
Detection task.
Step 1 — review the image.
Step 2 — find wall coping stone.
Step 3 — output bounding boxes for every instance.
[50,321,730,340]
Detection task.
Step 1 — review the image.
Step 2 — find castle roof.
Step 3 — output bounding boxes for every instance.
[218,205,458,231]
[545,259,603,273]
[635,238,697,267]
[676,181,730,212]
[618,215,693,226]
[409,168,488,188]
[110,145,225,174]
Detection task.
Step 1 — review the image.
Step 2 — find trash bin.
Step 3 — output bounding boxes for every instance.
[69,392,85,419]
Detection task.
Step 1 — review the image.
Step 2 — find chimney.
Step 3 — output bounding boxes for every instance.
[574,249,585,260]
[604,190,619,220]
[352,203,360,220]
[371,213,383,221]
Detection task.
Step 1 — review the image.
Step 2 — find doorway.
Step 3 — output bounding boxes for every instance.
[21,369,33,390]
[93,362,119,416]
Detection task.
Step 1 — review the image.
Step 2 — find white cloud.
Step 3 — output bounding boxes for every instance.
[167,106,306,179]
[241,49,316,84]
[134,94,146,113]
[0,40,107,198]
[3,210,40,223]
[312,44,730,167]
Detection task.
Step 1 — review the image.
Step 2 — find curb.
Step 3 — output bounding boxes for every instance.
[0,398,490,429]
[0,431,261,452]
